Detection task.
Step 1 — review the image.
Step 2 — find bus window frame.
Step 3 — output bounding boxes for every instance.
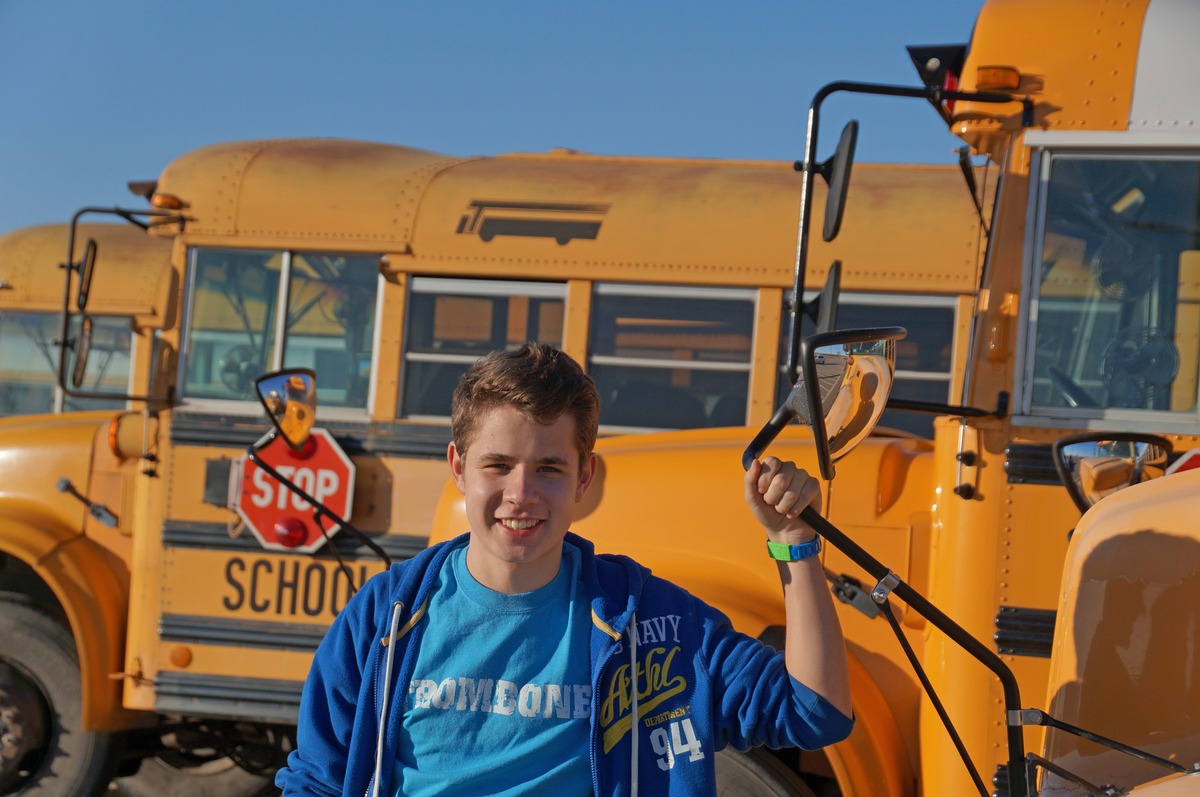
[398,276,569,423]
[177,245,383,422]
[589,282,758,433]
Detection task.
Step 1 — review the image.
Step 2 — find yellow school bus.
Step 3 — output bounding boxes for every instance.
[0,153,979,795]
[0,223,172,415]
[8,0,1199,794]
[437,0,1200,794]
[438,0,1200,794]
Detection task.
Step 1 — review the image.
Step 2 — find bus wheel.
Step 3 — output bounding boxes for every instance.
[113,756,276,797]
[0,597,120,797]
[715,748,819,796]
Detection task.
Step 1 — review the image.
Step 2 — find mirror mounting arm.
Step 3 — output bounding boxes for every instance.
[801,504,1032,797]
[57,206,184,403]
[1017,710,1191,776]
[787,79,1032,383]
[887,390,1009,419]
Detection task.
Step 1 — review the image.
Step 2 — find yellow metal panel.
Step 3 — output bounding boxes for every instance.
[153,138,471,248]
[828,652,916,797]
[155,643,317,684]
[0,223,171,316]
[154,138,980,299]
[955,0,1151,152]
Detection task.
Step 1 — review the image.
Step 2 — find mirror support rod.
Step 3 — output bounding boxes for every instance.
[1015,710,1191,775]
[887,391,1009,419]
[799,505,1031,797]
[787,81,1033,383]
[57,206,183,401]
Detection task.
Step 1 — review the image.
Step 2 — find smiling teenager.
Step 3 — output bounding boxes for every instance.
[276,342,852,797]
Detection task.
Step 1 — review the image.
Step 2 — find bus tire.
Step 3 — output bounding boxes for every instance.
[0,597,120,797]
[715,748,819,796]
[113,757,277,797]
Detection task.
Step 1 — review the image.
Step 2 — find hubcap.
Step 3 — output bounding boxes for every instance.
[0,662,50,792]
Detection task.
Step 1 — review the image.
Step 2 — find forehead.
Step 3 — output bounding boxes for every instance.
[468,405,579,458]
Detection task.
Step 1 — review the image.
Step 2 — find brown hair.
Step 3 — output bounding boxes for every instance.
[450,343,599,466]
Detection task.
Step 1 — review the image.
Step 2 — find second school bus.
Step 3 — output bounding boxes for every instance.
[0,222,172,416]
[0,148,977,795]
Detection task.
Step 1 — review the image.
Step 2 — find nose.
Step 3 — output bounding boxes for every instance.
[502,466,538,505]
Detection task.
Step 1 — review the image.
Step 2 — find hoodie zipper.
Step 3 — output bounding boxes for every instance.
[591,638,619,796]
[367,600,405,797]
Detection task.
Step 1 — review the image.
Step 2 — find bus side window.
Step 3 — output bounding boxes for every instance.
[0,311,57,415]
[589,283,755,432]
[1032,155,1200,416]
[182,249,380,409]
[399,277,567,421]
[0,310,130,415]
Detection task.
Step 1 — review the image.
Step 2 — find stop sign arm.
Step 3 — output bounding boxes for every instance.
[247,448,393,568]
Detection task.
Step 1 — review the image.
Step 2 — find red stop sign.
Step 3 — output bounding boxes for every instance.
[235,427,356,553]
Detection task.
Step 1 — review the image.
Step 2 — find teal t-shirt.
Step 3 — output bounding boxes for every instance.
[392,544,593,796]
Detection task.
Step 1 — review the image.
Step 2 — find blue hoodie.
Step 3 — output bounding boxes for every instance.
[276,532,853,796]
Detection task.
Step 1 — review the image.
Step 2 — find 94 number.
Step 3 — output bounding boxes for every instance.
[650,717,705,771]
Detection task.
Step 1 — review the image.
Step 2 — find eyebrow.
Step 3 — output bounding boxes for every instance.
[475,451,572,467]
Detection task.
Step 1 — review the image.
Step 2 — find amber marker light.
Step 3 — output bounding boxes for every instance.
[150,192,186,210]
[107,415,123,459]
[976,65,1021,92]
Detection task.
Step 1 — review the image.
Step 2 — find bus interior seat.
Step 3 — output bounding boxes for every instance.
[605,380,707,429]
[404,362,463,417]
[708,393,746,427]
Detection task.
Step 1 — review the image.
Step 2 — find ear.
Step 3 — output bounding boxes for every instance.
[447,442,467,494]
[575,452,598,502]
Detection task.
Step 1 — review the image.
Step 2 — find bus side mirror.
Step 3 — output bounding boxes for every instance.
[76,238,98,312]
[821,121,858,242]
[1051,431,1172,514]
[71,315,94,389]
[743,326,904,480]
[802,260,842,334]
[254,369,317,450]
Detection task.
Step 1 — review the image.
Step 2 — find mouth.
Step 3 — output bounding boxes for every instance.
[498,518,542,534]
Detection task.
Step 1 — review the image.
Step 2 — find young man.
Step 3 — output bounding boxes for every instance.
[277,343,853,796]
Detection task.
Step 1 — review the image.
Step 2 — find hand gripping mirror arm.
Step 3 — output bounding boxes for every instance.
[744,455,852,717]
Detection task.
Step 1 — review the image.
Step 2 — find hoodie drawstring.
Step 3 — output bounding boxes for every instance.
[629,611,639,797]
[372,601,405,797]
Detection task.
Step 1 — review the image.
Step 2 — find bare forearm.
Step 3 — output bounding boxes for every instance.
[778,557,852,717]
[744,457,853,716]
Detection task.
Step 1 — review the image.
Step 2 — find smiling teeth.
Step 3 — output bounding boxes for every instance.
[501,519,538,530]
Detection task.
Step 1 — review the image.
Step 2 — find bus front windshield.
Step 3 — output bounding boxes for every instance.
[1032,155,1200,416]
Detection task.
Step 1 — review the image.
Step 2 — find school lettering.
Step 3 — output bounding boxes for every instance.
[222,556,368,618]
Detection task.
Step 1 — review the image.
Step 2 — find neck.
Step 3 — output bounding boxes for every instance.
[465,547,560,594]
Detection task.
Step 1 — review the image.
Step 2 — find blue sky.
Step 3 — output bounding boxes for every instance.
[0,2,984,238]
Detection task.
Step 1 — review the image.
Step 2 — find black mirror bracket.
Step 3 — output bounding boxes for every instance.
[57,205,185,403]
[803,504,1031,797]
[786,80,1033,384]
